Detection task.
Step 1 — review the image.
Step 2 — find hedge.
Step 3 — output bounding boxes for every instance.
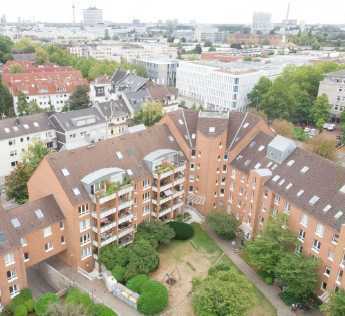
[111,265,126,283]
[13,305,27,316]
[65,288,93,311]
[34,293,59,316]
[9,289,33,314]
[126,274,149,294]
[24,299,34,313]
[137,280,168,315]
[168,221,194,240]
[92,303,118,316]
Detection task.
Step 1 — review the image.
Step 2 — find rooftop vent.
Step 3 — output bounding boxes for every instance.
[191,133,196,139]
[61,168,70,176]
[249,141,256,148]
[236,155,243,161]
[267,162,273,168]
[11,218,21,228]
[300,166,309,174]
[266,135,297,164]
[244,159,251,166]
[323,204,332,213]
[35,209,44,219]
[309,195,320,206]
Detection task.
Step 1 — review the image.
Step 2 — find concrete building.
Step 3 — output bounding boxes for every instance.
[2,61,88,114]
[176,61,261,112]
[83,7,103,25]
[133,58,179,87]
[89,76,113,104]
[252,12,273,34]
[318,69,345,121]
[48,108,108,150]
[1,109,345,306]
[0,113,57,186]
[194,25,226,43]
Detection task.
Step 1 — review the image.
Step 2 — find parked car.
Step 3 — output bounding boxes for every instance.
[323,123,336,131]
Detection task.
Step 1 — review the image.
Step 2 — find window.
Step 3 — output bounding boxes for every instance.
[44,241,53,252]
[300,214,308,227]
[190,163,195,171]
[328,250,335,262]
[332,233,339,244]
[4,253,15,266]
[298,229,306,242]
[220,188,225,197]
[143,191,150,201]
[324,267,331,277]
[80,219,90,232]
[222,165,227,172]
[7,270,17,281]
[61,236,65,244]
[78,204,89,216]
[284,202,290,214]
[81,246,92,259]
[9,284,19,297]
[295,244,303,255]
[274,194,280,205]
[59,221,64,230]
[80,232,91,245]
[264,190,269,199]
[43,226,52,238]
[20,238,27,247]
[23,252,29,262]
[315,223,325,238]
[143,179,150,188]
[189,186,193,192]
[321,282,327,291]
[231,169,236,179]
[312,239,321,253]
[144,204,150,214]
[191,149,196,158]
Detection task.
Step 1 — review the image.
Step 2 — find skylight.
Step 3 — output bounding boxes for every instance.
[272,175,280,182]
[254,163,261,169]
[4,128,10,133]
[323,204,332,213]
[209,127,215,133]
[61,168,70,176]
[300,166,309,174]
[258,145,265,152]
[33,122,39,127]
[309,195,320,206]
[334,211,343,220]
[178,119,183,125]
[191,133,196,139]
[244,159,251,166]
[243,122,249,129]
[236,155,243,161]
[35,209,44,219]
[73,187,80,196]
[272,164,278,170]
[297,190,304,197]
[278,179,285,186]
[249,141,256,148]
[286,183,293,190]
[127,169,133,176]
[267,162,273,168]
[23,124,29,129]
[168,135,174,142]
[11,218,21,228]
[116,151,123,159]
[287,160,295,167]
[339,184,345,194]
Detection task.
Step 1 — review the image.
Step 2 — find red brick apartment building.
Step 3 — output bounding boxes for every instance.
[0,109,344,306]
[2,61,88,114]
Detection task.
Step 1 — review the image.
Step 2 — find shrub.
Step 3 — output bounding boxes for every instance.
[24,299,34,313]
[34,293,59,316]
[137,280,168,315]
[168,221,194,240]
[14,305,27,316]
[65,288,93,311]
[111,265,126,283]
[126,274,149,294]
[9,289,32,313]
[92,303,118,316]
[208,263,232,275]
[206,211,239,240]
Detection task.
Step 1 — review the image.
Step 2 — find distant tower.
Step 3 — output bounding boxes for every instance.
[282,2,291,44]
[72,4,76,24]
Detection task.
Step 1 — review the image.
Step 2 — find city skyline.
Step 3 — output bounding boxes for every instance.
[1,0,345,25]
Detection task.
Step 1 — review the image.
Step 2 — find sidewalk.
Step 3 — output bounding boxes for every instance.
[49,260,140,316]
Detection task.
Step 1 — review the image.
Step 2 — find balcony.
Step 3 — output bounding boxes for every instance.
[159,207,173,217]
[93,177,133,204]
[118,213,134,225]
[118,226,134,239]
[92,207,117,219]
[100,222,117,233]
[174,176,185,186]
[100,233,118,247]
[172,201,184,211]
[153,161,186,179]
[118,200,133,211]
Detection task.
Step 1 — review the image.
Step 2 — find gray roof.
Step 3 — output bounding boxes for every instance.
[49,107,106,132]
[231,131,345,231]
[112,68,148,93]
[95,99,130,119]
[0,112,54,141]
[325,69,345,78]
[123,89,150,112]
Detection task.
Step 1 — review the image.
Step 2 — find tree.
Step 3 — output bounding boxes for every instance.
[321,289,345,316]
[137,280,168,315]
[206,211,239,240]
[5,141,50,203]
[204,40,213,47]
[13,37,36,53]
[133,101,163,127]
[9,63,24,74]
[276,253,319,304]
[46,303,89,316]
[34,293,59,316]
[168,221,194,240]
[35,47,49,65]
[135,220,175,248]
[311,94,330,130]
[92,304,118,316]
[66,85,90,111]
[0,77,14,117]
[340,111,345,145]
[194,44,202,54]
[192,268,256,316]
[248,77,272,108]
[126,274,150,294]
[0,35,13,63]
[306,134,336,160]
[17,93,43,116]
[245,215,296,278]
[271,119,295,139]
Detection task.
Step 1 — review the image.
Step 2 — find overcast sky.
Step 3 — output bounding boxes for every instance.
[1,0,345,25]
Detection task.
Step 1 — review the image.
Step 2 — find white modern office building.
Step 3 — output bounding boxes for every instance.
[252,12,273,34]
[176,61,262,112]
[83,7,103,25]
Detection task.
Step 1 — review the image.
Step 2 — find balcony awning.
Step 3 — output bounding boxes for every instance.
[164,189,174,197]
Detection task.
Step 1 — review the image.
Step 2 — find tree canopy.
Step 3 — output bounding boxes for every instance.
[134,101,164,127]
[65,85,90,111]
[206,211,239,240]
[321,289,345,316]
[0,35,13,63]
[306,134,336,161]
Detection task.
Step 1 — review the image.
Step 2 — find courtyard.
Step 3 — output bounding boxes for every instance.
[151,224,277,316]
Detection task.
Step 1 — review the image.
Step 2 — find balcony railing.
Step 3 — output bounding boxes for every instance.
[118,213,134,225]
[153,161,186,179]
[118,226,134,239]
[118,200,133,211]
[93,178,133,204]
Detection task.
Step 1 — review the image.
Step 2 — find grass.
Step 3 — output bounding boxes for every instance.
[157,223,277,316]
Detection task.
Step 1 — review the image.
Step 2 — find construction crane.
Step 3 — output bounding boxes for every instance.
[282,2,291,44]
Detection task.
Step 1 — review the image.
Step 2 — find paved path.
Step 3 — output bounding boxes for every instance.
[49,260,140,316]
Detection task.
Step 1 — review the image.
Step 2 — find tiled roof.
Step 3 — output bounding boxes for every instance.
[95,99,130,119]
[45,123,183,205]
[231,132,345,231]
[0,112,54,141]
